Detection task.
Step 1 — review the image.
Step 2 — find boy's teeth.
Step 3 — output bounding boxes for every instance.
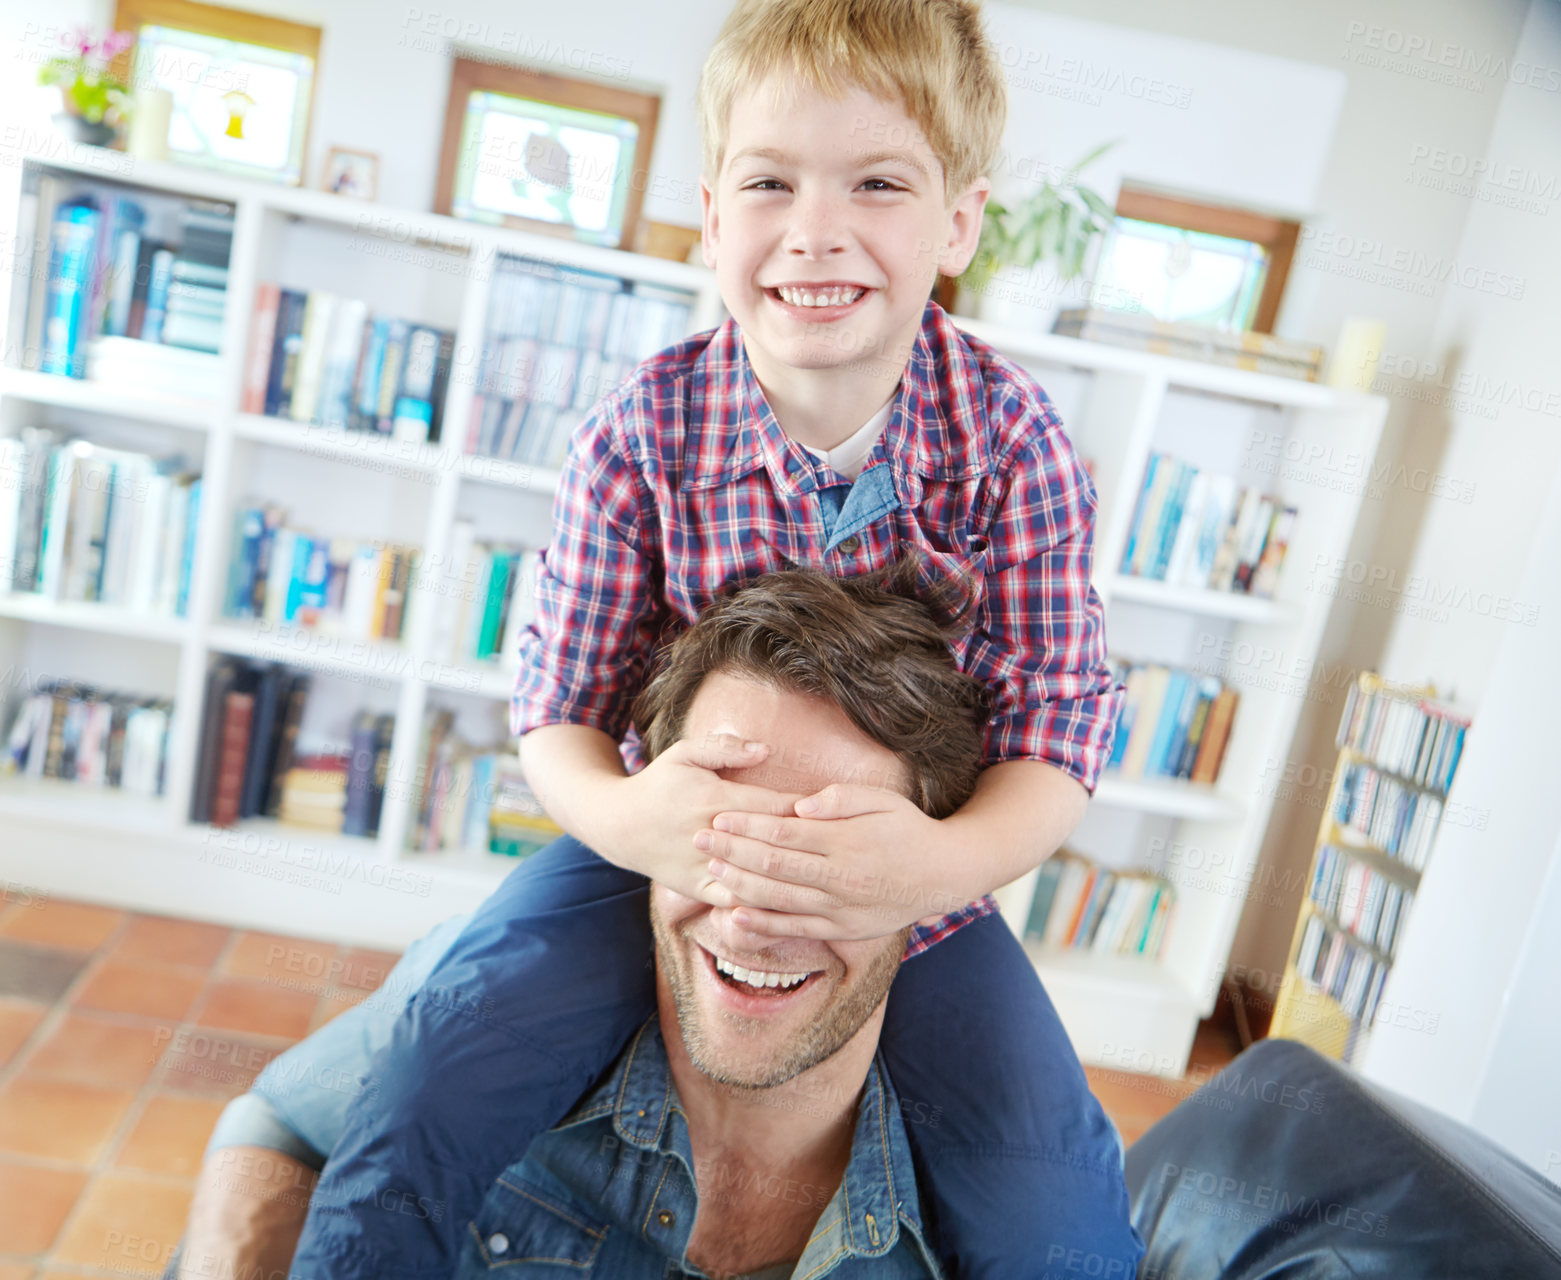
[776,286,865,308]
[715,956,808,989]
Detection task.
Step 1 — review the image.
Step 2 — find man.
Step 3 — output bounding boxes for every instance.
[178,566,1133,1277]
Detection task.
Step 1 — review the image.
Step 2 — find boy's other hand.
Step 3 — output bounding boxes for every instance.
[695,783,968,939]
[610,733,808,904]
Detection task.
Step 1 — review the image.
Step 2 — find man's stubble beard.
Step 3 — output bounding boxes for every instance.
[650,900,909,1091]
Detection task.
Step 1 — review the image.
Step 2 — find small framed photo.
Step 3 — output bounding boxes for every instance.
[322,146,380,200]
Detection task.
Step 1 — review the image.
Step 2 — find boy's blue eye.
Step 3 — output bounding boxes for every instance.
[746,179,787,191]
[860,179,904,192]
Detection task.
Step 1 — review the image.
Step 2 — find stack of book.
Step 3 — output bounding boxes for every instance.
[1294,914,1388,1024]
[1023,850,1174,959]
[465,254,695,466]
[225,504,418,642]
[1104,659,1238,785]
[2,679,172,794]
[1053,307,1324,381]
[408,711,562,858]
[0,429,201,615]
[1331,761,1443,872]
[241,285,457,443]
[1337,679,1469,793]
[190,657,396,836]
[424,522,538,666]
[1119,453,1297,598]
[11,172,233,389]
[1309,844,1410,960]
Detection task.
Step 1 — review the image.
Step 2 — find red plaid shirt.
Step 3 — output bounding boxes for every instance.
[512,300,1121,953]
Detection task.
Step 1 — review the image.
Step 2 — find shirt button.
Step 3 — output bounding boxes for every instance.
[487,1233,510,1255]
[838,536,861,554]
[658,1209,676,1227]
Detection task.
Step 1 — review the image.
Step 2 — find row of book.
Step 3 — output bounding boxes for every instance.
[1022,851,1174,959]
[1308,843,1412,961]
[1120,453,1297,598]
[241,285,457,443]
[1337,680,1468,794]
[407,710,562,857]
[1105,660,1239,784]
[1332,761,1444,872]
[0,429,200,615]
[226,505,416,642]
[464,255,695,465]
[10,174,235,386]
[2,680,171,795]
[425,524,539,666]
[1295,913,1390,1025]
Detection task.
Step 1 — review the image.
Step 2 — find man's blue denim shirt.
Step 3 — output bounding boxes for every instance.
[450,1017,943,1277]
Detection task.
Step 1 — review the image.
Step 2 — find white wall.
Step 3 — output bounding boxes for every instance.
[1360,422,1561,1184]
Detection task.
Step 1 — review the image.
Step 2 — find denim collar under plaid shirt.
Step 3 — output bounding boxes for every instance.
[511,300,1122,954]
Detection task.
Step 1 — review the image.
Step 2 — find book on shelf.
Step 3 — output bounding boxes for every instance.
[1309,843,1411,961]
[241,286,457,443]
[406,710,563,858]
[1104,658,1238,785]
[0,430,200,615]
[1337,679,1469,793]
[1,678,172,795]
[1119,452,1297,598]
[17,173,235,378]
[464,255,696,466]
[1022,850,1174,960]
[424,521,539,666]
[278,753,350,832]
[224,502,419,642]
[1052,307,1324,381]
[1294,913,1390,1025]
[1331,760,1444,872]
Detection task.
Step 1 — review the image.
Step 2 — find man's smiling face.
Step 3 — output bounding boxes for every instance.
[649,670,914,1090]
[699,73,987,384]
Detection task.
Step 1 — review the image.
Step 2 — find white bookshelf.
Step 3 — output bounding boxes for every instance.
[0,146,1388,1075]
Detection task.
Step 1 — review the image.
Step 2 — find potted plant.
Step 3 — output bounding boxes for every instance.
[39,26,137,147]
[959,139,1122,330]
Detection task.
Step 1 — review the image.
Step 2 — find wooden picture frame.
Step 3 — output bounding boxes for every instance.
[322,146,380,200]
[1114,185,1301,335]
[112,0,322,186]
[433,56,660,251]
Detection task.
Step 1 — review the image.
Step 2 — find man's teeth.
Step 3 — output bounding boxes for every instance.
[715,956,809,989]
[775,285,865,308]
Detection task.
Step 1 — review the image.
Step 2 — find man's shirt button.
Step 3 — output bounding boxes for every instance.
[488,1233,510,1255]
[658,1209,676,1227]
[838,536,861,554]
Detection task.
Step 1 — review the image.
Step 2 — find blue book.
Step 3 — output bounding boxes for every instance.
[1144,671,1189,777]
[298,537,329,616]
[1149,462,1194,581]
[355,317,390,429]
[177,477,201,617]
[104,222,145,338]
[40,199,101,377]
[264,290,309,417]
[1158,675,1203,779]
[227,507,265,616]
[141,248,175,344]
[1120,454,1160,572]
[1106,665,1137,770]
[283,534,313,622]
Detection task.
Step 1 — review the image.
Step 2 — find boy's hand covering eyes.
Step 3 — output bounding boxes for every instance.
[614,734,807,904]
[695,784,967,939]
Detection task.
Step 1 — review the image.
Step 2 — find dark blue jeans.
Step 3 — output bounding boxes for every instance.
[289,836,1143,1277]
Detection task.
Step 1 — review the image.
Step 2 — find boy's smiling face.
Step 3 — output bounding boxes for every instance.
[700,74,988,394]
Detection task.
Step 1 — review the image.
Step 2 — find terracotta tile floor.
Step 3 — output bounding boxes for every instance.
[0,895,1239,1271]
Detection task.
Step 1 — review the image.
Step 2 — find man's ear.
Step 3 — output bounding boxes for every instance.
[700,176,719,270]
[937,176,991,278]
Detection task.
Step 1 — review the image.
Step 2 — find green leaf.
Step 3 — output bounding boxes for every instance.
[1079,188,1115,223]
[1068,137,1124,176]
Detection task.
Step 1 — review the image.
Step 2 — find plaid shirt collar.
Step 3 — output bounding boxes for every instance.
[679,300,997,495]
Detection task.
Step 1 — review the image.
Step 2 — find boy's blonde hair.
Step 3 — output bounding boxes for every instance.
[696,0,1007,200]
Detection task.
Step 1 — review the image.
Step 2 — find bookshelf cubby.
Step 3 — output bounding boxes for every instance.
[0,144,1388,1075]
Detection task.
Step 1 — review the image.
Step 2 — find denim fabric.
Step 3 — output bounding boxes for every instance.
[271,836,1140,1278]
[454,1018,942,1278]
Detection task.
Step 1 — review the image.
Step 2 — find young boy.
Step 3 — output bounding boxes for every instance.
[287,0,1140,1274]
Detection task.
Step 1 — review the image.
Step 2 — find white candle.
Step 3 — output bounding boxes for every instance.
[128,87,173,163]
[1325,318,1387,391]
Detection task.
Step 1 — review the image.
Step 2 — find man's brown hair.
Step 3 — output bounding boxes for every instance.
[632,560,988,819]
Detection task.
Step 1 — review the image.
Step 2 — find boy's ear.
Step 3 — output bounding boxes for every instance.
[700,176,719,270]
[937,176,992,278]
